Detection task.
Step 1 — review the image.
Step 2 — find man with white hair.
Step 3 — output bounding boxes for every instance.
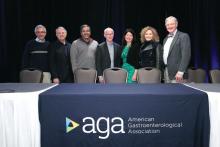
[95,27,121,83]
[162,16,191,83]
[49,26,73,83]
[22,24,51,83]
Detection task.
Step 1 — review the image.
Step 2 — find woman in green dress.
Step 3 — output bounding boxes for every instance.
[121,28,140,83]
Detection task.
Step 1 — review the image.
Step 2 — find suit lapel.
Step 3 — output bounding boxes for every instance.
[168,31,179,56]
[104,42,111,64]
[113,43,117,62]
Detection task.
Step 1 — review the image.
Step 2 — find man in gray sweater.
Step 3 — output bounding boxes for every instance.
[70,24,98,75]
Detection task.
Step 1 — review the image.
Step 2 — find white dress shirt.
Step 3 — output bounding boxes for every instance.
[163,29,184,76]
[163,29,177,65]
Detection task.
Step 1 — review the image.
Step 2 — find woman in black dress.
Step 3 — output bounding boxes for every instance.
[139,26,162,70]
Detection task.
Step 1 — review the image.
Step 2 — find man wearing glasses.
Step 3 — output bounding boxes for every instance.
[22,24,51,83]
[95,27,121,83]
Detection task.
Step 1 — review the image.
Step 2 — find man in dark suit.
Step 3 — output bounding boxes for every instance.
[49,26,73,83]
[95,27,121,83]
[162,16,191,83]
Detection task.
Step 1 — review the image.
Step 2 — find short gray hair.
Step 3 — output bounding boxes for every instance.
[56,26,67,33]
[34,24,47,33]
[165,16,178,25]
[104,27,114,34]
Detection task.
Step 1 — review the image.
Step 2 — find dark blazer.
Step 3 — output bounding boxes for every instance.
[124,43,140,69]
[162,30,191,79]
[95,42,121,76]
[49,40,73,82]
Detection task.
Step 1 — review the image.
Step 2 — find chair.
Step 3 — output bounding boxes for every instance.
[74,68,97,83]
[19,68,43,83]
[210,69,220,83]
[103,68,127,83]
[188,68,206,83]
[137,67,161,83]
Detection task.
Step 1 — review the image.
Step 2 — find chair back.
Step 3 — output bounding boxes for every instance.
[210,69,220,83]
[188,68,206,83]
[103,68,127,83]
[20,68,43,83]
[137,67,161,83]
[74,68,97,83]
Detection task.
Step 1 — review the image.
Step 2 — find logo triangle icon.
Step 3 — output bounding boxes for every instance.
[66,117,80,133]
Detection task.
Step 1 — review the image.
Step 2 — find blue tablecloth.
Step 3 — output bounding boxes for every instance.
[39,84,210,147]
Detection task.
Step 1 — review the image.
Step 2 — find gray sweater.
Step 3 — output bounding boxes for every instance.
[70,38,98,73]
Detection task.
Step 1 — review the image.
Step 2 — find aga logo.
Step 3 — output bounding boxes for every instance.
[66,117,80,133]
[66,117,125,139]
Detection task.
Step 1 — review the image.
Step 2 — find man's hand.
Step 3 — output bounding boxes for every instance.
[98,76,104,83]
[175,72,183,82]
[53,78,60,84]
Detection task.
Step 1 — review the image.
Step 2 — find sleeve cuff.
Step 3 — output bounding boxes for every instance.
[177,71,184,76]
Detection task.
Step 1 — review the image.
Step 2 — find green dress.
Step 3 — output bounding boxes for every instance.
[121,45,135,83]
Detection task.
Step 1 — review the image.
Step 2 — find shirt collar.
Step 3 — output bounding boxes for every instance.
[57,40,66,45]
[80,38,92,44]
[35,37,45,43]
[106,41,113,46]
[168,29,177,38]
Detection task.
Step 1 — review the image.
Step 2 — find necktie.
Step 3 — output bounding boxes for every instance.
[168,33,174,38]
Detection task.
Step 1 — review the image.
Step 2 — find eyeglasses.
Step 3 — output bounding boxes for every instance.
[105,33,114,36]
[36,31,46,34]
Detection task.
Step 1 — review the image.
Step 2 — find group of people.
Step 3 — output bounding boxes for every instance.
[22,16,191,84]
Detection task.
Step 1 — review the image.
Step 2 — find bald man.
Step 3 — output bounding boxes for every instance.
[95,27,121,83]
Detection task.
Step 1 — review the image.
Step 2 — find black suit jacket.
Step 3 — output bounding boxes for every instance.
[49,40,73,82]
[95,42,121,76]
[162,30,191,79]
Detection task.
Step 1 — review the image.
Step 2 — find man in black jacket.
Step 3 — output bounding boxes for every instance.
[49,26,73,83]
[95,27,121,83]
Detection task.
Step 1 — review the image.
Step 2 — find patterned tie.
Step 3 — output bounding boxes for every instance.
[168,33,174,38]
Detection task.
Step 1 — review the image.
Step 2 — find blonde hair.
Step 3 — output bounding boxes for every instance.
[140,26,160,43]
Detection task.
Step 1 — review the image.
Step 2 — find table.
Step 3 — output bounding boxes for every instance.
[185,84,220,147]
[39,84,210,147]
[0,83,56,147]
